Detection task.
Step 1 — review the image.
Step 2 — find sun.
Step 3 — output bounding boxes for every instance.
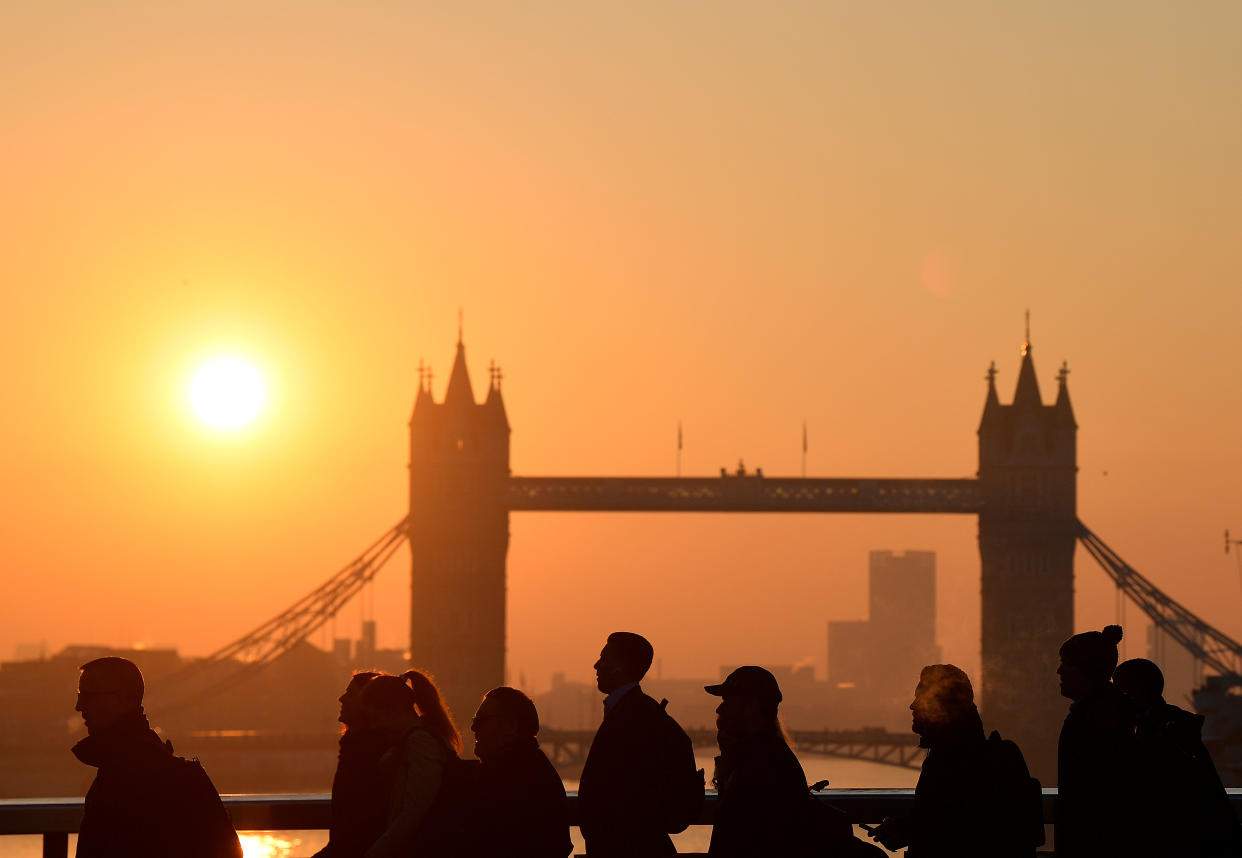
[189,356,267,430]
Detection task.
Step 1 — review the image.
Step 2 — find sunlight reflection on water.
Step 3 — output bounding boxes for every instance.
[239,831,303,858]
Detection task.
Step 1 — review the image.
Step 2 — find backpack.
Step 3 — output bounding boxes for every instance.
[167,756,244,858]
[408,739,482,857]
[656,698,705,834]
[982,730,1045,856]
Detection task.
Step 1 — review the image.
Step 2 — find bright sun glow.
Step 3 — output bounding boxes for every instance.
[189,356,267,429]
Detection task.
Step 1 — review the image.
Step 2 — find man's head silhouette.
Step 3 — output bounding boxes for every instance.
[472,686,539,760]
[1113,657,1165,712]
[909,664,975,738]
[1058,624,1123,701]
[76,657,144,735]
[706,665,783,742]
[593,632,653,694]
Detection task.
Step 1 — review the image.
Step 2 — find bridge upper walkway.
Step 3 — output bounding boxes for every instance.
[506,476,981,514]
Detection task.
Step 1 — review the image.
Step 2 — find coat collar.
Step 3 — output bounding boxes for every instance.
[602,681,641,715]
[71,711,169,768]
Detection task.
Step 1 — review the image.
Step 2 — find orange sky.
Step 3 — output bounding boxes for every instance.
[2,2,1241,693]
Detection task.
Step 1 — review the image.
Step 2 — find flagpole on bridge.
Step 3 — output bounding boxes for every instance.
[802,420,807,478]
[677,420,683,477]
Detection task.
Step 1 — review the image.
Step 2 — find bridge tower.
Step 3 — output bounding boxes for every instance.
[408,335,510,725]
[977,333,1077,781]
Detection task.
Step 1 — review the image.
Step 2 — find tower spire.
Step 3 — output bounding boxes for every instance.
[1013,313,1042,408]
[444,318,475,407]
[979,360,1001,425]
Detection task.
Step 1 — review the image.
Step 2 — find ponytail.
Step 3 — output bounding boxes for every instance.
[403,670,462,754]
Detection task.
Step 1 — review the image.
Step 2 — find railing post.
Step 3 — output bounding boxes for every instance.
[42,832,68,858]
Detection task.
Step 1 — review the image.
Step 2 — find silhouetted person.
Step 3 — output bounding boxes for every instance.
[1113,658,1242,857]
[464,686,571,858]
[578,632,700,857]
[1055,625,1137,858]
[707,666,845,858]
[362,671,463,858]
[72,656,242,858]
[313,671,390,858]
[869,665,1042,857]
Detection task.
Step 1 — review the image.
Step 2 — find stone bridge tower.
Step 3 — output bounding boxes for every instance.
[408,335,510,725]
[977,333,1077,781]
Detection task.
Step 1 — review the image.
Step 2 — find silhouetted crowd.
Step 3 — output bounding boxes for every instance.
[70,626,1241,857]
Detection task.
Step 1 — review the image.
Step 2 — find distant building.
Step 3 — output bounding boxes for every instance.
[827,550,942,723]
[1147,621,1204,708]
[827,621,869,690]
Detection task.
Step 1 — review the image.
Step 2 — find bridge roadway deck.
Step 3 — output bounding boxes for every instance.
[506,476,981,514]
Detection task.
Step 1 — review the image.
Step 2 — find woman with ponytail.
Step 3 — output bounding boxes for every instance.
[361,671,463,858]
[401,670,463,756]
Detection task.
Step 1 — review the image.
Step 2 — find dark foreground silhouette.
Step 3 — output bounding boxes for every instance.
[1055,625,1138,858]
[578,632,703,857]
[1113,657,1242,857]
[869,664,1042,858]
[312,671,389,858]
[359,670,462,858]
[465,685,572,858]
[72,656,242,858]
[76,631,1242,857]
[709,665,882,858]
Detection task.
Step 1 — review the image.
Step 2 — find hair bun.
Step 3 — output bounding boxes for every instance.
[1101,624,1124,645]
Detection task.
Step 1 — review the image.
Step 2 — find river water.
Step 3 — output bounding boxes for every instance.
[2,754,917,857]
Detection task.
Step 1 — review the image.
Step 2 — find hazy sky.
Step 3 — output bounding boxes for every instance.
[3,2,1240,692]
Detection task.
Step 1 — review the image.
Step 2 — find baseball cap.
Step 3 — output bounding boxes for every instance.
[704,665,782,704]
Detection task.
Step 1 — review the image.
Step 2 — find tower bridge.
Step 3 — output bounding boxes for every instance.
[406,330,1075,780]
[156,326,1242,784]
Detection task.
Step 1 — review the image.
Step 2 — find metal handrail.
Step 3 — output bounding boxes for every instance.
[7,791,1242,857]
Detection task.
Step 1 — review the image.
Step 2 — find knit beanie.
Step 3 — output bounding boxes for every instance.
[1059,625,1124,682]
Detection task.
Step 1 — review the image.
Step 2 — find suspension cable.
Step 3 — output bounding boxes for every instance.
[151,517,409,711]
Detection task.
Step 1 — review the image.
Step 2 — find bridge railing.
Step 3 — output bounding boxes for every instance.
[0,789,1171,858]
[7,791,1242,857]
